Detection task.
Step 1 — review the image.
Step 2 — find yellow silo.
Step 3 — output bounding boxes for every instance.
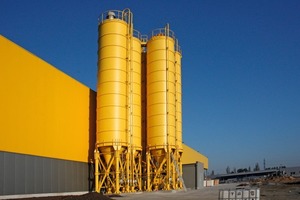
[175,41,183,152]
[95,9,183,193]
[146,25,180,191]
[126,30,143,191]
[95,9,142,194]
[130,31,142,151]
[175,41,183,188]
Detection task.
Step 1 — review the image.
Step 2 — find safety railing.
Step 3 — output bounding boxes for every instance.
[133,29,148,42]
[175,39,182,54]
[151,28,175,40]
[99,9,132,24]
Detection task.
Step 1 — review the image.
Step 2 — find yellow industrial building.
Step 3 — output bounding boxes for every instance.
[0,9,207,196]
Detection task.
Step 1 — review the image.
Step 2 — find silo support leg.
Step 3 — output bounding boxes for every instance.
[99,156,115,192]
[138,154,142,191]
[146,153,151,191]
[179,154,183,189]
[115,150,121,194]
[94,149,100,192]
[126,152,130,192]
[172,152,176,189]
[166,150,171,190]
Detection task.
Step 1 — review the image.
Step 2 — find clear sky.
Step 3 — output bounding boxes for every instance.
[1,0,300,174]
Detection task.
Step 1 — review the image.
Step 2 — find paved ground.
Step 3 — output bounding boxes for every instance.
[5,182,300,200]
[113,183,300,200]
[112,183,238,200]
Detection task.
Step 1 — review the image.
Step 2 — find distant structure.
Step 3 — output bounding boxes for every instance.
[212,166,300,183]
[281,166,300,177]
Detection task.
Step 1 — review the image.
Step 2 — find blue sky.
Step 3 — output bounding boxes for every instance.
[1,0,300,174]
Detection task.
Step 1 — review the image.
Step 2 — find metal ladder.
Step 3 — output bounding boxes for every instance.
[170,153,187,191]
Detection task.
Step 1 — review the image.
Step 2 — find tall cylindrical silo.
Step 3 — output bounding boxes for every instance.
[175,43,183,190]
[127,32,143,191]
[130,32,142,152]
[96,10,127,163]
[147,30,176,151]
[175,45,183,152]
[146,26,176,190]
[95,9,142,194]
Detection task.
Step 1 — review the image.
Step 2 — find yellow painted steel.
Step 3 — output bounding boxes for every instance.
[128,35,142,192]
[175,49,183,152]
[174,44,184,189]
[131,36,142,151]
[97,17,128,150]
[147,32,176,150]
[0,35,96,163]
[182,144,209,169]
[95,9,142,194]
[96,12,128,193]
[146,26,181,191]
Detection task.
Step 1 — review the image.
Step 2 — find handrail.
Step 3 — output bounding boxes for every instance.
[99,9,132,24]
[141,35,148,43]
[175,39,182,54]
[133,30,148,42]
[151,28,175,40]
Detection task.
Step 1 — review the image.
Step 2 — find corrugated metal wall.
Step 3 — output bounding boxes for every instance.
[0,151,92,195]
[182,162,204,190]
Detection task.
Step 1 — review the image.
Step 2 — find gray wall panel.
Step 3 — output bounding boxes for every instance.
[4,152,15,194]
[74,162,79,190]
[183,162,205,190]
[43,158,52,192]
[183,164,196,189]
[195,162,204,189]
[0,151,90,196]
[68,162,78,191]
[78,162,86,190]
[57,160,65,193]
[65,161,72,191]
[0,152,4,195]
[15,154,26,194]
[51,159,59,192]
[25,155,35,194]
[34,156,44,193]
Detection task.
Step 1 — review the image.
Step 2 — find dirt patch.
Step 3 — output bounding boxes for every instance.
[10,192,112,200]
[260,183,300,200]
[250,177,300,200]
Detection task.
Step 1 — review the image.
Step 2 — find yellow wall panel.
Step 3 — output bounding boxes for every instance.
[0,35,96,163]
[182,144,208,169]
